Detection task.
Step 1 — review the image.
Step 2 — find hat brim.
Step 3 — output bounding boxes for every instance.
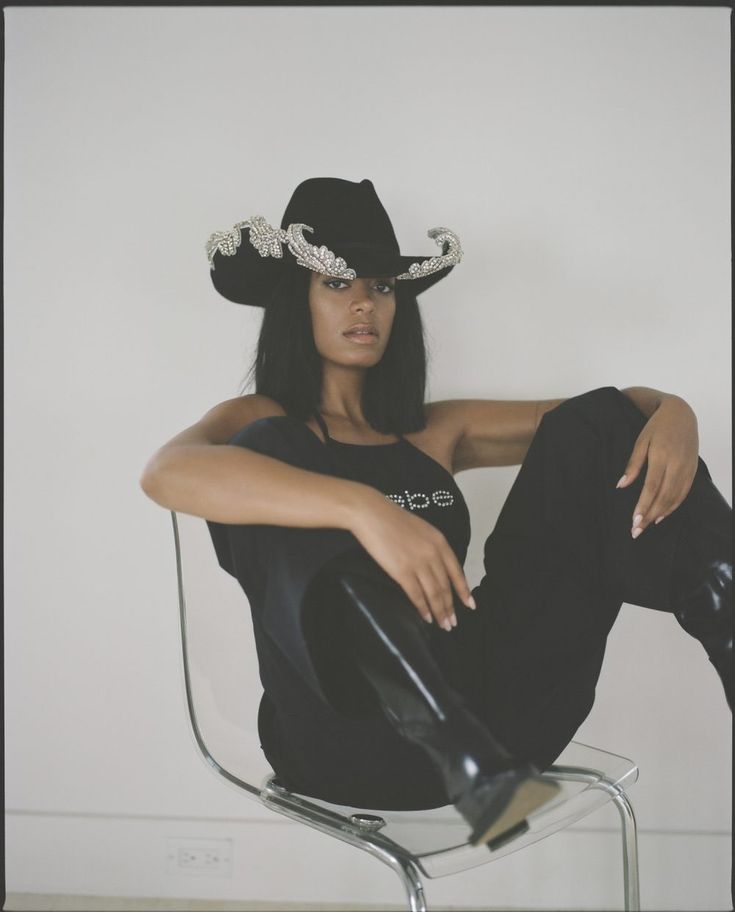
[209,232,455,307]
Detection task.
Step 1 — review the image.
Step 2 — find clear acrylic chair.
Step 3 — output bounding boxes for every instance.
[170,509,641,912]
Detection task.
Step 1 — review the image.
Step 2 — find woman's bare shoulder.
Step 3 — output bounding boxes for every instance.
[157,394,287,450]
[229,393,288,422]
[205,394,288,441]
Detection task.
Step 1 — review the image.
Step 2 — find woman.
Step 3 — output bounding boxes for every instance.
[140,177,732,851]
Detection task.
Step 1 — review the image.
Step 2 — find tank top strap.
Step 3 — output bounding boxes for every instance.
[311,408,332,444]
[310,408,406,445]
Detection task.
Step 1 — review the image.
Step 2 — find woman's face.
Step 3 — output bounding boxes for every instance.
[308,271,396,367]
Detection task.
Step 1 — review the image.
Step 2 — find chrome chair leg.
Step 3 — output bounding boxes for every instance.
[549,765,640,912]
[587,776,639,911]
[611,789,640,912]
[378,852,427,912]
[261,777,428,910]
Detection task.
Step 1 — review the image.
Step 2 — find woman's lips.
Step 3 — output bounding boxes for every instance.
[343,332,379,344]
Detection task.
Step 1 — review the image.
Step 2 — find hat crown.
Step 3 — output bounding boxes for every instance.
[280,177,400,253]
[206,176,462,306]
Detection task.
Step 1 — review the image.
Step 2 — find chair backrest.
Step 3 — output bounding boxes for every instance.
[171,509,274,797]
[170,511,639,879]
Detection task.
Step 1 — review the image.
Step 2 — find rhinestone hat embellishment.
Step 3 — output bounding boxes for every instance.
[249,216,289,258]
[284,223,356,279]
[395,228,463,279]
[206,218,463,280]
[205,216,288,269]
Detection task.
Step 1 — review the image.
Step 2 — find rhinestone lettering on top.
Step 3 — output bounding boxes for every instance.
[386,489,455,511]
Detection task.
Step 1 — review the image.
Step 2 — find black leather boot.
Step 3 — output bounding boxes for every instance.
[668,474,733,712]
[670,558,733,712]
[331,569,560,849]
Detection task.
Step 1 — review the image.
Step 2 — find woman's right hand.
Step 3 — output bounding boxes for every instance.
[349,488,476,630]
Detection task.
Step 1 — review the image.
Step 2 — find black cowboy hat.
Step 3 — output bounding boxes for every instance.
[206,177,463,307]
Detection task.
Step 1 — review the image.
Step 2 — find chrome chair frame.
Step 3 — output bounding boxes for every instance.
[171,509,640,911]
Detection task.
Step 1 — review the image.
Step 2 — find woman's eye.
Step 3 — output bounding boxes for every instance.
[324,279,394,292]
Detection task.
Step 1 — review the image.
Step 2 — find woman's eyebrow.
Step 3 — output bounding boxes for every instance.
[348,275,395,283]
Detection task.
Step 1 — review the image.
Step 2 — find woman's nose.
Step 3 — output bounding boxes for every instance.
[350,290,375,309]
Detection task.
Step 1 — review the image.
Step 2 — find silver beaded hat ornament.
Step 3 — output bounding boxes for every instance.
[206,177,463,307]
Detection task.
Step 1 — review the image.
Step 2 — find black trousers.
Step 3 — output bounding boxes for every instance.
[414,385,731,771]
[219,387,731,809]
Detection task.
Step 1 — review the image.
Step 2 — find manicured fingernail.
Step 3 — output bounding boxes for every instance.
[450,614,457,628]
[466,595,477,610]
[424,614,433,624]
[654,516,664,525]
[442,619,452,631]
[616,475,627,488]
[633,513,643,528]
[631,526,643,539]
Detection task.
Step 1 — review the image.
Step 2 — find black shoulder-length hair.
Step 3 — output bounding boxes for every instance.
[237,262,430,436]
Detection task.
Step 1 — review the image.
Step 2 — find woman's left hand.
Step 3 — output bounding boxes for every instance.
[615,395,699,538]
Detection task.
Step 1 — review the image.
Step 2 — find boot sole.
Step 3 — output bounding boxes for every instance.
[466,775,561,848]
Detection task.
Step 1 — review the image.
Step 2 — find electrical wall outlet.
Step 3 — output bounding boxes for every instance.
[166,837,233,877]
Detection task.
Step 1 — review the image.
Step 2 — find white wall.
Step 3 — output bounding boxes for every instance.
[4,6,731,910]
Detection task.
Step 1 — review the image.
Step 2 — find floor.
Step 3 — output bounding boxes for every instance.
[3,895,512,911]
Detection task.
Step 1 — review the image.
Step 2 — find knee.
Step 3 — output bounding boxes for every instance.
[568,386,623,407]
[553,386,625,419]
[539,386,644,436]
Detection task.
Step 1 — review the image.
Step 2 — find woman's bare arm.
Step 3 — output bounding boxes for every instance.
[620,386,674,418]
[139,395,379,528]
[141,395,476,627]
[444,398,566,472]
[445,387,676,473]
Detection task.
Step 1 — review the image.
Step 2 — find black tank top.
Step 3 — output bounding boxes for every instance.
[308,408,471,566]
[205,407,472,807]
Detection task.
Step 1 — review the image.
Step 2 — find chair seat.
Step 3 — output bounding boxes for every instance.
[257,740,638,879]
